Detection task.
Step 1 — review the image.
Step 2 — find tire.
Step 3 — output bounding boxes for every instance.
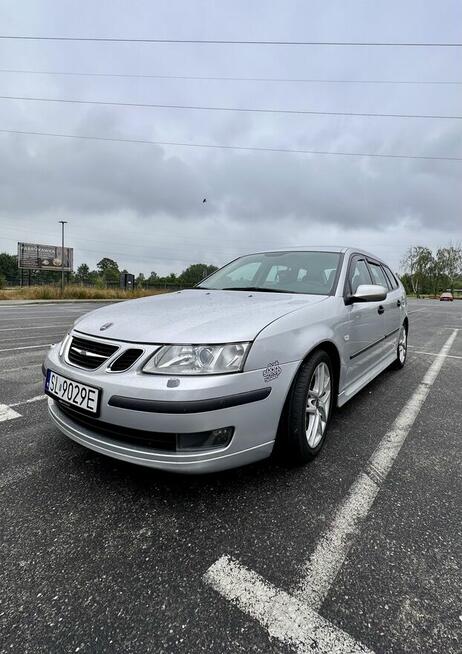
[391,323,407,370]
[285,350,334,464]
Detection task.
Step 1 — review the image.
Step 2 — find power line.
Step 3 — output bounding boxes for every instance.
[0,220,277,252]
[0,35,461,47]
[0,234,207,265]
[1,128,460,162]
[1,95,460,120]
[1,68,461,85]
[0,223,250,257]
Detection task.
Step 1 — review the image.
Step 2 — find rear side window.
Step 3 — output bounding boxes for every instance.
[348,257,372,294]
[368,262,389,288]
[383,266,399,290]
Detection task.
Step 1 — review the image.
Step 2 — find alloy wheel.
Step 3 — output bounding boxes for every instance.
[398,327,407,364]
[305,362,331,448]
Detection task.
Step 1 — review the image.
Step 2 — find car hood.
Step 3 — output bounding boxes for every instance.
[74,289,328,343]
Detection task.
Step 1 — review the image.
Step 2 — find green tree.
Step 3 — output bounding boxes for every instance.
[399,273,412,294]
[0,252,19,284]
[440,244,462,292]
[401,246,433,296]
[88,269,100,285]
[97,257,119,273]
[431,249,449,295]
[75,263,90,284]
[97,257,119,284]
[164,273,178,285]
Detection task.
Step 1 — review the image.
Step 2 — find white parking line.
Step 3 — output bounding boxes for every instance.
[0,324,70,332]
[1,334,65,344]
[205,329,458,653]
[0,344,52,352]
[205,556,372,654]
[0,404,22,422]
[408,348,462,360]
[295,330,457,607]
[0,363,42,374]
[10,395,46,408]
[409,308,460,320]
[0,315,75,322]
[0,395,47,423]
[0,307,54,312]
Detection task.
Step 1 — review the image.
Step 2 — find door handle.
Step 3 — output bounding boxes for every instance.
[378,305,385,315]
[397,299,401,307]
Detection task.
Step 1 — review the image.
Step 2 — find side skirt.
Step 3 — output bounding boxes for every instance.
[337,352,396,408]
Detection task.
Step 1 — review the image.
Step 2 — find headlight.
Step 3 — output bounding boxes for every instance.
[142,343,250,375]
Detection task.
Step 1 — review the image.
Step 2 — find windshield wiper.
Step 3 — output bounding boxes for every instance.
[221,286,293,293]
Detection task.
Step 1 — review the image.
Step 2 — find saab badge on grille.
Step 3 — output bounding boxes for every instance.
[100,322,114,331]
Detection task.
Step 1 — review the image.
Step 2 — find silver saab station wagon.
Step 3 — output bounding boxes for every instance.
[44,247,408,473]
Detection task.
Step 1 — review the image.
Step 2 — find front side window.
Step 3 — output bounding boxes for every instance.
[348,258,371,294]
[199,251,341,295]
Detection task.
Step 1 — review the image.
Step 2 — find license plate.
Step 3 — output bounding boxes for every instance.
[45,369,101,416]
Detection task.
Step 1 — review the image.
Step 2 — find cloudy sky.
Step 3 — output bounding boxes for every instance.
[0,0,461,276]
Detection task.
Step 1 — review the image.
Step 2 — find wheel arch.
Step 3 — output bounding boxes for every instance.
[274,340,342,451]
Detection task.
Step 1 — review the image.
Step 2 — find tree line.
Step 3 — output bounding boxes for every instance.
[2,246,461,296]
[400,245,462,296]
[0,252,218,289]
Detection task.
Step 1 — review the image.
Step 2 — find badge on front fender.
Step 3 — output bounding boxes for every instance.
[263,361,282,383]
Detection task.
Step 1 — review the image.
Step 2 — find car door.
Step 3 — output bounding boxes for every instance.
[344,255,388,386]
[367,260,401,357]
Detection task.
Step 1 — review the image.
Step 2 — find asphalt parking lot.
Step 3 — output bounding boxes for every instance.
[0,299,461,654]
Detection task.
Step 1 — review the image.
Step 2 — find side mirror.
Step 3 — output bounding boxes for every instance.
[348,284,388,303]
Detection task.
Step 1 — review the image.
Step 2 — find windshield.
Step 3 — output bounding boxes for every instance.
[199,251,341,295]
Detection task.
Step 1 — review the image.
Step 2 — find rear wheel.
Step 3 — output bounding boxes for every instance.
[391,323,407,369]
[285,350,333,463]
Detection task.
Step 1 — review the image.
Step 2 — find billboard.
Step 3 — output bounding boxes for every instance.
[17,242,74,272]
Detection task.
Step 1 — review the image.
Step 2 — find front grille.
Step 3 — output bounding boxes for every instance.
[57,403,176,451]
[67,336,118,370]
[109,348,144,372]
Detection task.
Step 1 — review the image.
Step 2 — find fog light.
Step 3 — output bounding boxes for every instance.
[176,427,234,452]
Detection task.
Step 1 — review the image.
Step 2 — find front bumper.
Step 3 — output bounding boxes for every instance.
[44,342,299,473]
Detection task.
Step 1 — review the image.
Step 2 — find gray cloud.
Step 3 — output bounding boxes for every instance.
[0,0,461,275]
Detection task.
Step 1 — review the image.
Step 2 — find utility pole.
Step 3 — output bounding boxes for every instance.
[59,220,68,295]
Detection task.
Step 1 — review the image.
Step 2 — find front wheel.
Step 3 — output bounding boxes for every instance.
[391,324,407,369]
[285,350,334,464]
